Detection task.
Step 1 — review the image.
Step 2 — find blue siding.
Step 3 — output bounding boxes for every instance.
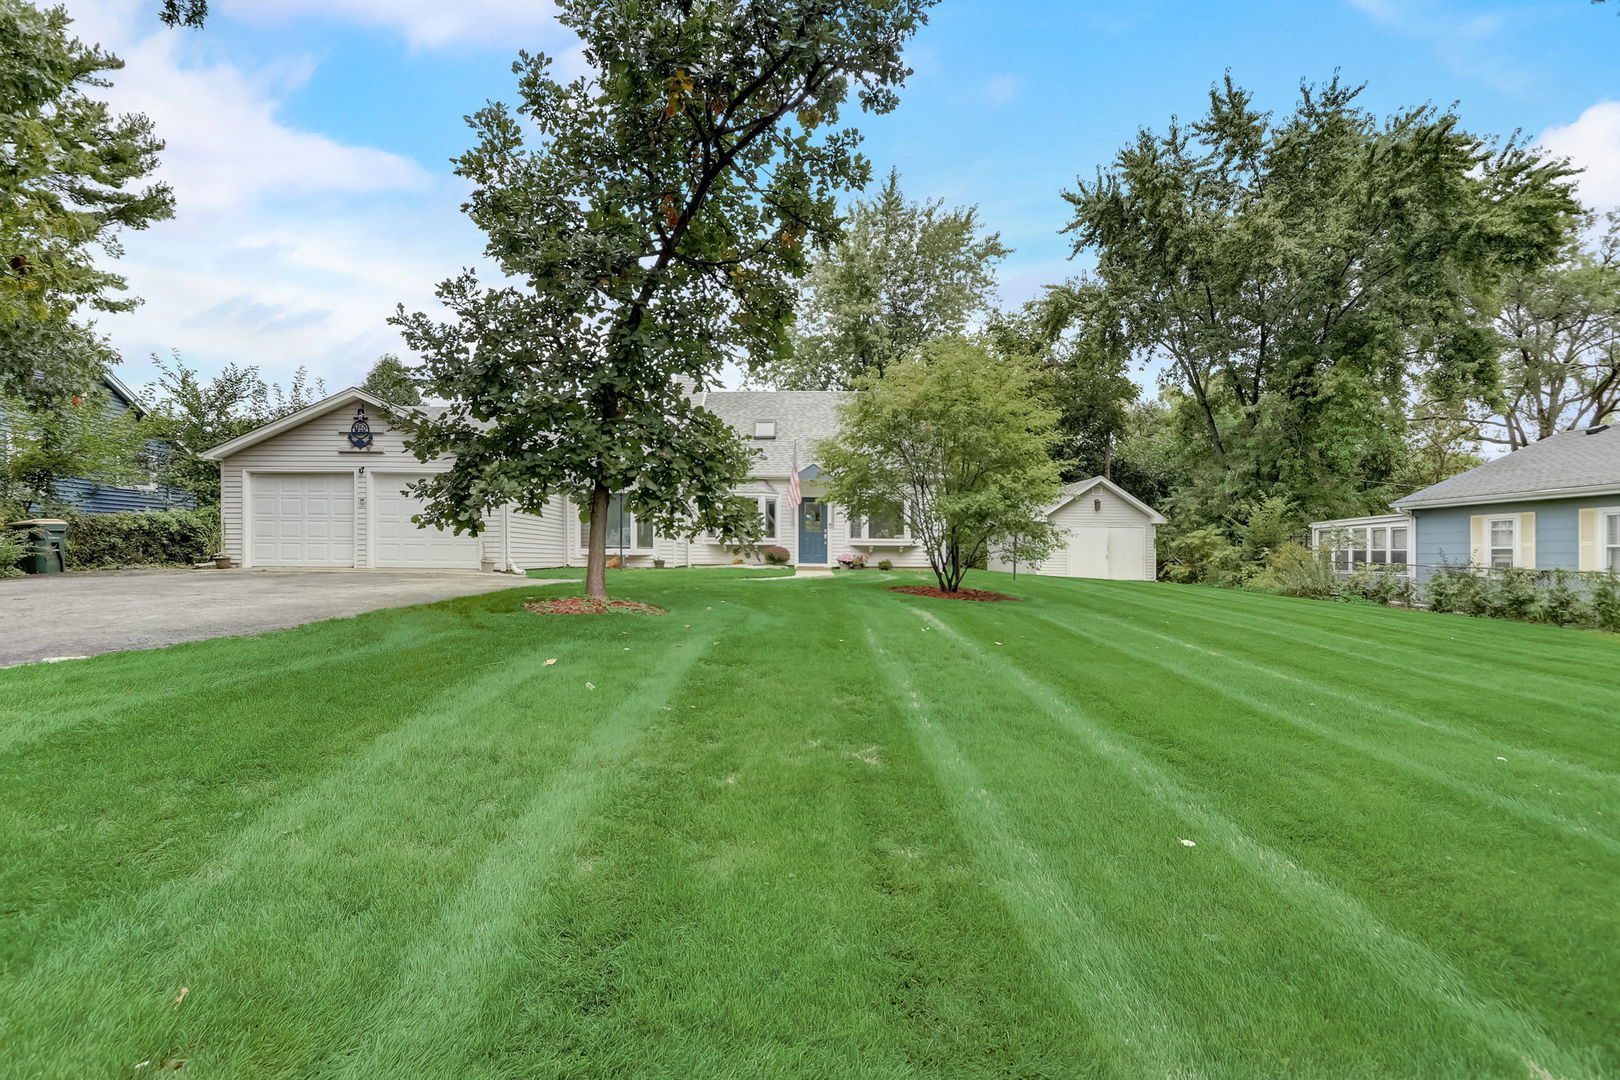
[1413,495,1618,579]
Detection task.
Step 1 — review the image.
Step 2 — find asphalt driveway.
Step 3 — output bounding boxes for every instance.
[0,569,561,667]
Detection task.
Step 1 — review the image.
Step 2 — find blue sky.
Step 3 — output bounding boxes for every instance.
[68,0,1620,394]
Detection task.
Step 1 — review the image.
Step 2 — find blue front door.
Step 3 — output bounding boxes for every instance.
[798,498,827,564]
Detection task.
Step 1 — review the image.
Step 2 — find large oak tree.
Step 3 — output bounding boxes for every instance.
[395,0,933,600]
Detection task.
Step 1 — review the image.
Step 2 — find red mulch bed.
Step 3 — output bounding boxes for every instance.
[887,585,1021,602]
[524,597,667,616]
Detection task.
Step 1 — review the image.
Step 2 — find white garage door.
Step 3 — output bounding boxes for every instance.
[1067,526,1148,580]
[372,474,482,569]
[249,473,355,567]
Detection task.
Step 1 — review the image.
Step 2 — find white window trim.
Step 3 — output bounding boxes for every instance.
[1602,508,1620,572]
[1320,524,1409,572]
[849,502,910,543]
[1487,515,1518,570]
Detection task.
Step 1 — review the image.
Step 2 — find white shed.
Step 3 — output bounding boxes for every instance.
[989,476,1165,581]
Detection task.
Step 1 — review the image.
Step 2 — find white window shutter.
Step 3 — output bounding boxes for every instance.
[1578,508,1599,572]
[1518,512,1535,570]
[1469,515,1486,567]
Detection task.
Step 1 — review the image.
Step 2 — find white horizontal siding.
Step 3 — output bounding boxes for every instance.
[220,403,502,569]
[990,482,1158,580]
[504,505,567,569]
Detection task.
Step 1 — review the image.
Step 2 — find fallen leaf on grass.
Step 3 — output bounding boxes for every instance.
[585,682,595,690]
[543,658,557,666]
[173,986,189,1008]
[1179,839,1197,848]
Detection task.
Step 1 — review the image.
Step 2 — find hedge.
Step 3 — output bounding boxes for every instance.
[61,508,221,570]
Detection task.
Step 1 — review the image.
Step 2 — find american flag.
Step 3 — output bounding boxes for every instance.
[786,444,803,509]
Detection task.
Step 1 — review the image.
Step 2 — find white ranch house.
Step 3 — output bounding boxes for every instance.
[203,386,1163,580]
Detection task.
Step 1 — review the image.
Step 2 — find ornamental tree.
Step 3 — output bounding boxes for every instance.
[1,0,174,403]
[394,0,934,601]
[817,338,1067,592]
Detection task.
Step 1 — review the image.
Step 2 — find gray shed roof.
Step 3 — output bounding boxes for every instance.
[699,390,849,477]
[1393,424,1620,509]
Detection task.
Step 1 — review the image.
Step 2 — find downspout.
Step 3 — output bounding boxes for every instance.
[502,502,516,574]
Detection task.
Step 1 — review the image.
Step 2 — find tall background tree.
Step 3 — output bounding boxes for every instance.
[818,338,1065,592]
[141,354,326,505]
[396,0,935,601]
[360,353,423,407]
[1063,77,1580,534]
[1,0,173,403]
[767,169,1009,388]
[1420,212,1618,449]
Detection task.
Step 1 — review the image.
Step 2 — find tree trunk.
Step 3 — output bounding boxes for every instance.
[585,481,611,602]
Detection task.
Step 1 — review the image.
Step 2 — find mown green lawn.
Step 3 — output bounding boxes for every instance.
[2,568,1616,1079]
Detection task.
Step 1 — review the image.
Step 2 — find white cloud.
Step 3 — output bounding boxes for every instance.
[219,0,566,51]
[49,0,492,393]
[1539,102,1620,212]
[983,75,1019,107]
[1344,0,1529,94]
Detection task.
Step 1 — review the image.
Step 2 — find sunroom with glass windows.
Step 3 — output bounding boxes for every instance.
[1310,514,1413,574]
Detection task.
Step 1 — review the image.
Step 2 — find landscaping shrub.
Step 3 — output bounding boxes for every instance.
[1591,571,1620,634]
[1485,567,1543,622]
[62,508,220,570]
[1539,570,1589,627]
[1253,542,1338,598]
[1163,527,1248,586]
[1343,565,1412,606]
[836,551,866,569]
[762,544,790,565]
[877,559,893,571]
[0,526,24,577]
[1425,564,1480,614]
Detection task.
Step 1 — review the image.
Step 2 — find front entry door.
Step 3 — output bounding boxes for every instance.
[798,498,828,564]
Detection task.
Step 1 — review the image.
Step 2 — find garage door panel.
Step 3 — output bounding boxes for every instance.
[372,474,481,569]
[249,473,355,567]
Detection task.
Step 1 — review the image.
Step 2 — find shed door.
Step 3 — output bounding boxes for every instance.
[250,473,355,567]
[1067,526,1146,580]
[372,474,482,569]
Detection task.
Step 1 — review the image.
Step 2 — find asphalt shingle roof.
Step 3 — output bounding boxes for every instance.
[1394,424,1620,509]
[698,390,849,477]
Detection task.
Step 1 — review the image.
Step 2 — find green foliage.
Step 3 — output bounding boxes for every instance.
[1063,76,1579,527]
[1590,571,1620,634]
[140,353,327,505]
[817,338,1066,592]
[770,170,1009,389]
[0,390,146,510]
[0,0,174,402]
[987,277,1143,486]
[1436,212,1619,449]
[61,507,219,568]
[1539,570,1589,627]
[158,0,206,27]
[1236,494,1300,562]
[1425,564,1481,615]
[877,558,893,571]
[1253,541,1338,598]
[761,544,790,565]
[394,0,934,600]
[1486,567,1544,622]
[0,521,24,576]
[360,353,422,406]
[1162,526,1246,586]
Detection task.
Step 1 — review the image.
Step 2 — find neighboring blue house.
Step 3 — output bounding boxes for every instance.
[1312,423,1620,581]
[41,373,194,515]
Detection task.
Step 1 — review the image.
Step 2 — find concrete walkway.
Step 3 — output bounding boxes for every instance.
[0,568,560,667]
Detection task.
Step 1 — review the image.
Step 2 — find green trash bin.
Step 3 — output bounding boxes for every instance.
[8,518,67,575]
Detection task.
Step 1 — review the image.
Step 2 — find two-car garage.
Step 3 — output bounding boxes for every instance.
[246,471,481,569]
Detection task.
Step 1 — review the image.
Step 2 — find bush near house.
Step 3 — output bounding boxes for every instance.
[761,545,790,565]
[62,508,220,570]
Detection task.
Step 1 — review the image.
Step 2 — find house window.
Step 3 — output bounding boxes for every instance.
[753,420,776,440]
[754,495,778,540]
[1488,516,1516,570]
[1605,512,1620,572]
[586,495,653,550]
[1321,523,1408,571]
[851,500,906,540]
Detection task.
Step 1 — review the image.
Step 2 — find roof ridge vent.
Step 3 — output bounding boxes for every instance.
[1585,424,1610,435]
